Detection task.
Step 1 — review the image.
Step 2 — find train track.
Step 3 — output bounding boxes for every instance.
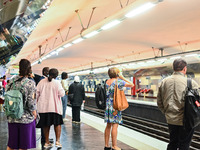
[83,105,200,150]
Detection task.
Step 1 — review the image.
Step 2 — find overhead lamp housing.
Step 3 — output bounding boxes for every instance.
[56,47,64,52]
[170,56,181,60]
[84,31,99,38]
[101,20,121,30]
[63,43,72,48]
[125,2,156,18]
[185,54,197,57]
[72,38,84,44]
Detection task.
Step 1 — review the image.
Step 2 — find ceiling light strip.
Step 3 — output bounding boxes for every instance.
[84,31,99,38]
[125,2,156,18]
[63,43,72,48]
[72,38,84,44]
[68,50,200,75]
[101,20,121,30]
[31,1,160,67]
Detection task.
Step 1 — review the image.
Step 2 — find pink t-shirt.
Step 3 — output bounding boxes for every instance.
[2,80,7,89]
[36,78,65,115]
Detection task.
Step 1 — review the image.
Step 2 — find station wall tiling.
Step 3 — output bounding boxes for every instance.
[66,63,200,97]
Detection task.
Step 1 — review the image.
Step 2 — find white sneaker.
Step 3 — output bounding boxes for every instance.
[63,118,68,121]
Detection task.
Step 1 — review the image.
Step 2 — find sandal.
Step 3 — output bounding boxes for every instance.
[112,146,122,150]
[55,141,62,148]
[44,143,53,149]
[104,147,112,150]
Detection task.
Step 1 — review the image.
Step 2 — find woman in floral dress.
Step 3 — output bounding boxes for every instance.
[104,67,134,150]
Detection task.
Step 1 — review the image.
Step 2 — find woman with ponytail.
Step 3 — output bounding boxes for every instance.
[36,68,65,148]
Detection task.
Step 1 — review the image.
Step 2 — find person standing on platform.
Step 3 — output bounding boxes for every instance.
[37,66,50,144]
[36,68,65,148]
[39,67,49,81]
[157,58,199,150]
[68,75,85,123]
[104,67,134,150]
[0,86,2,96]
[28,72,35,82]
[6,59,37,150]
[61,72,69,121]
[2,75,7,96]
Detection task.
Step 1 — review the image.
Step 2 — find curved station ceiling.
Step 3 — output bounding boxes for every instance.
[8,0,200,75]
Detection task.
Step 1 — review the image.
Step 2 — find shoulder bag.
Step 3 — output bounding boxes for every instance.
[113,79,129,111]
[183,78,200,129]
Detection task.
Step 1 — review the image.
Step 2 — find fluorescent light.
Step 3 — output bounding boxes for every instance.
[31,61,38,66]
[93,67,108,74]
[121,64,129,67]
[41,56,47,60]
[56,47,64,52]
[170,56,181,59]
[46,54,51,58]
[125,2,155,18]
[122,64,133,68]
[147,60,155,63]
[84,31,99,38]
[50,51,56,55]
[63,43,72,48]
[138,62,145,65]
[72,38,83,44]
[101,20,121,30]
[158,58,167,62]
[128,63,135,66]
[184,54,197,57]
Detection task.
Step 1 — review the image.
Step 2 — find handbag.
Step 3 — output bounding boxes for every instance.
[183,78,200,129]
[113,79,129,111]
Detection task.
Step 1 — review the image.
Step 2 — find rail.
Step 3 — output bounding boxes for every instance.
[82,105,200,150]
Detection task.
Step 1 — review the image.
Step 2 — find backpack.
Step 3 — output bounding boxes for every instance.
[183,78,200,129]
[95,80,107,110]
[4,78,28,119]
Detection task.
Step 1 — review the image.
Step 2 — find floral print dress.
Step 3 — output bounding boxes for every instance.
[104,79,126,124]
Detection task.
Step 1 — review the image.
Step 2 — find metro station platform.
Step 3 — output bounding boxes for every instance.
[0,107,167,150]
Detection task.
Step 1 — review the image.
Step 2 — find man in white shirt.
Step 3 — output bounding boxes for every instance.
[61,72,69,120]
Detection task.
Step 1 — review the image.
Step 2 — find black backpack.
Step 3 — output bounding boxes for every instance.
[183,78,200,129]
[95,81,107,110]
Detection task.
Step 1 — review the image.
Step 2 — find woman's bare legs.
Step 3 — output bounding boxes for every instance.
[7,146,27,150]
[104,123,112,147]
[43,126,51,144]
[111,123,120,150]
[6,146,13,150]
[54,125,61,142]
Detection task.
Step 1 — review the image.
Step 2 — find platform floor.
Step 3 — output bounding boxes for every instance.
[0,107,167,150]
[0,113,134,150]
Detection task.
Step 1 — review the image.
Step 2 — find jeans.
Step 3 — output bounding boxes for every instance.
[2,88,5,96]
[61,94,68,118]
[167,124,194,150]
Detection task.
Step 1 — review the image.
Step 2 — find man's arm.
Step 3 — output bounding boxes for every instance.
[157,82,165,114]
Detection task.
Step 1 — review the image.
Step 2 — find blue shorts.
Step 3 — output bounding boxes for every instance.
[7,120,36,149]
